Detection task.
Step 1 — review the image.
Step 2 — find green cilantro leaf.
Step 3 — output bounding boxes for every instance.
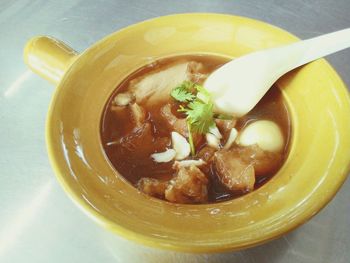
[170,82,196,102]
[170,81,217,155]
[186,121,195,156]
[185,100,215,134]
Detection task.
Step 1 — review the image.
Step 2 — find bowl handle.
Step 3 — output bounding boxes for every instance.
[24,36,79,85]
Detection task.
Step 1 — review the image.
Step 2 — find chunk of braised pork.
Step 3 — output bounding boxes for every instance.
[215,118,237,137]
[137,178,168,198]
[187,61,208,83]
[214,150,255,192]
[129,62,190,106]
[196,146,216,163]
[195,146,216,174]
[160,104,188,137]
[128,61,207,106]
[160,104,204,147]
[165,165,208,204]
[120,123,169,158]
[236,144,283,176]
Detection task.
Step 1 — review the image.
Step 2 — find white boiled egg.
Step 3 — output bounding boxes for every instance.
[237,120,284,152]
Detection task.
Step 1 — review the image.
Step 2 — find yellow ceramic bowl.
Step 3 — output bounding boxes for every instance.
[24,13,350,253]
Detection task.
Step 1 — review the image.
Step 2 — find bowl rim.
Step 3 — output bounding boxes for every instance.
[45,12,350,253]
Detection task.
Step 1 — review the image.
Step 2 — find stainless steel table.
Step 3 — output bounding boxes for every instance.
[1,1,349,262]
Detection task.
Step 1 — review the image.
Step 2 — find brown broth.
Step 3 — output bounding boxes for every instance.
[100,54,291,203]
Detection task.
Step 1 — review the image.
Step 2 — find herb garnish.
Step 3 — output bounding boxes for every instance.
[171,81,215,154]
[170,81,196,102]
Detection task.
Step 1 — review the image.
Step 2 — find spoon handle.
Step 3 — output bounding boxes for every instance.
[205,28,350,117]
[278,28,350,71]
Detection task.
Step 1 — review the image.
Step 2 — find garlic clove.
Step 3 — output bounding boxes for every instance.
[173,159,206,169]
[206,133,220,149]
[223,128,238,149]
[151,148,176,163]
[171,132,191,160]
[208,125,222,139]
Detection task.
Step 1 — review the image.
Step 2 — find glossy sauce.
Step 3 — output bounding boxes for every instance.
[100,55,291,203]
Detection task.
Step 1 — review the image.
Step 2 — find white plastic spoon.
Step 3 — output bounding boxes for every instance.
[204,28,350,117]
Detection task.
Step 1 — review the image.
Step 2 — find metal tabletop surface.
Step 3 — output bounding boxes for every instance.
[1,1,349,262]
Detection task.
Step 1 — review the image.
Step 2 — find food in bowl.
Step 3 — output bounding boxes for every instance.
[24,13,350,252]
[100,54,291,204]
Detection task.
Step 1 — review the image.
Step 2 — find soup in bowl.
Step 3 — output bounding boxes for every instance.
[101,54,291,204]
[24,14,350,252]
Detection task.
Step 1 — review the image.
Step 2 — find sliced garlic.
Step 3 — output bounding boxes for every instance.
[171,132,190,160]
[206,133,220,149]
[208,125,222,139]
[237,120,284,152]
[223,128,238,149]
[151,148,176,163]
[173,159,206,169]
[113,92,135,106]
